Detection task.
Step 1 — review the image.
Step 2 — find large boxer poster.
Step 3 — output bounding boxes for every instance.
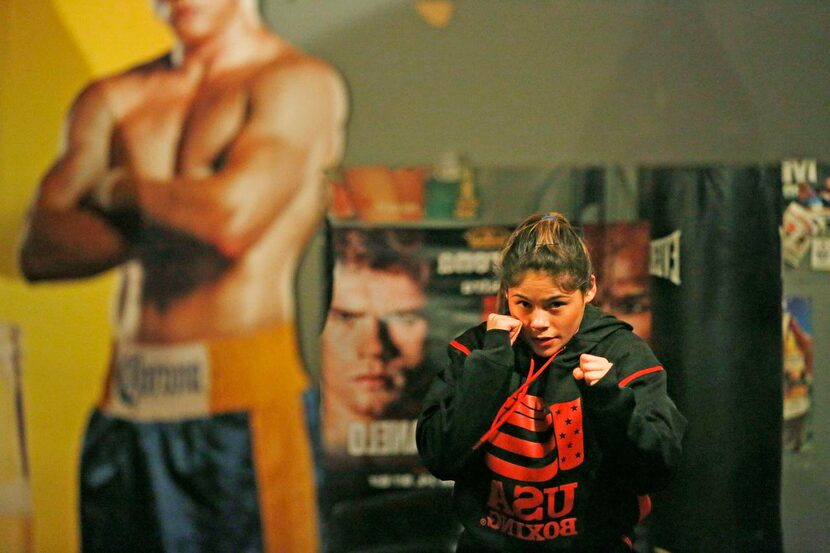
[2,1,347,551]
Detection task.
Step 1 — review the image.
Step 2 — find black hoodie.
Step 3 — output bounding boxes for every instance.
[416,305,687,552]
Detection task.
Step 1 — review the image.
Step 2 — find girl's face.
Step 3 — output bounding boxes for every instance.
[506,270,596,357]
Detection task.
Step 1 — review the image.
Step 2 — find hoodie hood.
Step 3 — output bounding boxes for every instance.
[570,303,632,349]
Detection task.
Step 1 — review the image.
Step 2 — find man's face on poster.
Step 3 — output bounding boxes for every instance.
[152,0,242,43]
[322,262,428,418]
[597,242,651,343]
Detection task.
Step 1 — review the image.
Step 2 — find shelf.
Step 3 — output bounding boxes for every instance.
[328,217,518,229]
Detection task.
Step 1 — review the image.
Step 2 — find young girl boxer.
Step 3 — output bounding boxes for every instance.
[417,212,686,552]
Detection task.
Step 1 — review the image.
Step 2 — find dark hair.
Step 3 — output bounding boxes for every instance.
[321,224,428,333]
[334,228,429,287]
[496,212,594,314]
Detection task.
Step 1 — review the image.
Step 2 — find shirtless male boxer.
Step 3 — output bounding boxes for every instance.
[19,1,348,551]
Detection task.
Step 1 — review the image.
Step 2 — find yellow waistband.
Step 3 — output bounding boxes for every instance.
[99,324,310,421]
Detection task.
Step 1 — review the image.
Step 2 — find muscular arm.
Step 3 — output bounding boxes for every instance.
[112,61,348,259]
[19,82,131,281]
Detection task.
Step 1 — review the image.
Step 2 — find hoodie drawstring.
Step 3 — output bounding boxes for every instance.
[473,347,563,450]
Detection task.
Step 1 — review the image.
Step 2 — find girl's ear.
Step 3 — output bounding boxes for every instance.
[584,275,597,303]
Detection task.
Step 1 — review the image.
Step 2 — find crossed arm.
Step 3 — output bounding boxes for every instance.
[19,82,130,281]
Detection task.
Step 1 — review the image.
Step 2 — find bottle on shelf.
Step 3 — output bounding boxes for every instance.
[454,165,479,220]
[425,151,462,221]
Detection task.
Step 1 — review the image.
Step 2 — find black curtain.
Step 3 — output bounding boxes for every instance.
[640,167,784,553]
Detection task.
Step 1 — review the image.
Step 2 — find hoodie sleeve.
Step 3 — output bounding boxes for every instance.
[581,331,687,493]
[416,328,516,480]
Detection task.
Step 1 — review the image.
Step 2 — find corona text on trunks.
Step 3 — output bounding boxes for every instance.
[117,353,203,405]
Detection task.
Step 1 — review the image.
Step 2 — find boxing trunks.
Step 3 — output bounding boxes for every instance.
[80,324,317,553]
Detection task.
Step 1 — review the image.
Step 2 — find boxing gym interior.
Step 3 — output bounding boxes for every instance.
[0,1,828,552]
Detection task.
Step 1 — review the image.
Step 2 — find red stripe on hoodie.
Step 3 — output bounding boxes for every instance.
[485,452,559,482]
[449,340,471,355]
[490,431,556,459]
[618,366,664,388]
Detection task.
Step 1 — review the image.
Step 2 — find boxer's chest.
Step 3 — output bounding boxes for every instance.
[113,71,253,179]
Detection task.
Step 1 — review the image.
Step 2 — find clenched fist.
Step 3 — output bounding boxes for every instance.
[487,313,522,345]
[572,354,613,386]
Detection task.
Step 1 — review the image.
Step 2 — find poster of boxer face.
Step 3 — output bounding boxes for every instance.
[319,224,509,438]
[318,223,509,552]
[582,221,653,344]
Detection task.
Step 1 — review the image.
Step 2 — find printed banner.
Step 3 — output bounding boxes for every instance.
[780,159,830,269]
[318,224,511,552]
[782,296,814,453]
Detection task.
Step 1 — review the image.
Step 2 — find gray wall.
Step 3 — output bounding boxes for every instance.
[276,1,830,550]
[265,0,830,166]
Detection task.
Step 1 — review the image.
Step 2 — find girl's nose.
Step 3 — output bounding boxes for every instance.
[529,308,550,330]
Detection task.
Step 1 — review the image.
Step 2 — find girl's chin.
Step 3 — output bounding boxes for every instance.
[529,341,559,358]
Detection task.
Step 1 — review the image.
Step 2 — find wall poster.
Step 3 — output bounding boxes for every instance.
[782,296,814,453]
[780,159,830,270]
[317,222,512,552]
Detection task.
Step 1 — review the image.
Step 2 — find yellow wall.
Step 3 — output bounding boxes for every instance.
[0,2,170,551]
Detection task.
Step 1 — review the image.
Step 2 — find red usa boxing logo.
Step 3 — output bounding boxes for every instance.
[485,395,584,482]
